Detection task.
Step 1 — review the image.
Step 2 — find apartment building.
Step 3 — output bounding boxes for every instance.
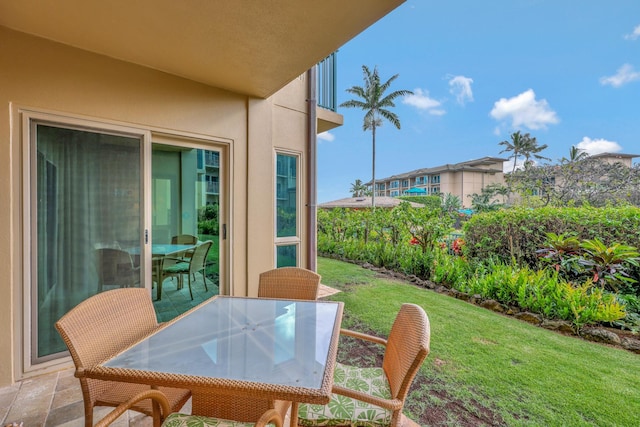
[371,156,507,208]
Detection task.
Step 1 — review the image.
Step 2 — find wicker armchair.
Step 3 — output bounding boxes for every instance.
[94,389,284,427]
[161,240,213,300]
[258,267,321,301]
[55,288,191,427]
[296,303,430,427]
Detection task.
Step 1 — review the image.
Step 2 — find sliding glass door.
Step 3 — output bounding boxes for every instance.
[28,116,223,367]
[32,122,143,363]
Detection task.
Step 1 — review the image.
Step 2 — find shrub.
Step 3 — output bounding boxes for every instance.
[464,206,640,272]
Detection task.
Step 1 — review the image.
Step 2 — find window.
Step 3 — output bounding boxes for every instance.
[402,179,409,187]
[390,180,399,188]
[431,175,440,184]
[275,153,299,266]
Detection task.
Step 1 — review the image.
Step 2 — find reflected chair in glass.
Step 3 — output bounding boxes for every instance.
[258,267,321,301]
[54,288,191,427]
[95,248,140,292]
[171,234,198,245]
[297,303,431,427]
[161,240,213,299]
[94,389,284,427]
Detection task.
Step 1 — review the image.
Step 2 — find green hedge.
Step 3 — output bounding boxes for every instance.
[463,206,640,268]
[398,195,441,210]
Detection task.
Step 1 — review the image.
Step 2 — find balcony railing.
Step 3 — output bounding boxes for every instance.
[206,181,219,194]
[317,52,337,112]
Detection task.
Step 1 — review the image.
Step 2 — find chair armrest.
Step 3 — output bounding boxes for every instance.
[94,389,171,427]
[255,408,284,427]
[340,328,387,346]
[331,384,404,411]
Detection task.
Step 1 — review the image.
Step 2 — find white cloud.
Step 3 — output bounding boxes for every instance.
[402,88,444,115]
[600,64,640,87]
[502,158,526,173]
[490,89,559,130]
[448,75,474,105]
[576,137,622,155]
[624,25,640,40]
[317,131,335,142]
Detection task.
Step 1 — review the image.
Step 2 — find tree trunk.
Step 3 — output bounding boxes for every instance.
[372,123,376,208]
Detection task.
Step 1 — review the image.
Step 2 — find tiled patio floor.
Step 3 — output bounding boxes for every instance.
[1,284,340,426]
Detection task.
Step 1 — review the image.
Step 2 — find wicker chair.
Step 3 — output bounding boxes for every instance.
[94,389,284,427]
[161,240,213,300]
[95,248,140,292]
[55,288,191,427]
[171,234,199,245]
[258,267,321,301]
[296,303,430,427]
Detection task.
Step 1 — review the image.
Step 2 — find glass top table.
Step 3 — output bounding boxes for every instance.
[88,296,344,411]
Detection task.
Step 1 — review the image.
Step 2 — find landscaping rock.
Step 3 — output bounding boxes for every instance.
[581,328,621,345]
[514,312,543,325]
[541,320,575,334]
[621,337,640,354]
[480,299,505,313]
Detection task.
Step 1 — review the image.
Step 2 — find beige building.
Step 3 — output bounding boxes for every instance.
[0,0,404,386]
[371,157,507,208]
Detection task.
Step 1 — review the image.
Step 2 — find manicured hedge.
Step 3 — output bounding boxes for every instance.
[463,206,640,267]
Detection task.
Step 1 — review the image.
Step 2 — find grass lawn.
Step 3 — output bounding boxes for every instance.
[318,257,640,427]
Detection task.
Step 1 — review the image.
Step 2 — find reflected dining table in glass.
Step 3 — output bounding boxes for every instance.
[87,296,344,424]
[127,244,197,299]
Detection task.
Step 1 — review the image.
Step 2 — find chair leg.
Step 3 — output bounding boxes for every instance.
[201,271,209,292]
[187,274,193,300]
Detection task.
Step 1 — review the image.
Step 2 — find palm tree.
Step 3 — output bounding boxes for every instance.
[350,179,368,197]
[561,145,589,163]
[341,65,412,207]
[499,131,550,173]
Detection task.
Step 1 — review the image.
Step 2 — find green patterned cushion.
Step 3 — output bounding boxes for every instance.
[298,362,393,427]
[162,413,273,427]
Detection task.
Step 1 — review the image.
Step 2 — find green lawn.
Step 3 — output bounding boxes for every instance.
[319,257,640,427]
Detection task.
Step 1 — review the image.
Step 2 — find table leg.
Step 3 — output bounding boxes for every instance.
[290,402,299,427]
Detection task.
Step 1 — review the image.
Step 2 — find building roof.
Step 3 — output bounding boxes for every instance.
[319,196,424,209]
[589,152,639,160]
[370,156,507,184]
[0,0,404,98]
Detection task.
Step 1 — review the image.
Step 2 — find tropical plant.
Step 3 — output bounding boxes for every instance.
[561,145,589,164]
[340,65,412,207]
[349,179,368,197]
[578,238,640,293]
[499,130,550,173]
[536,232,582,276]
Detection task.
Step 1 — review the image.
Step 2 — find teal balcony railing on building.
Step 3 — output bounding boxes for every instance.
[316,52,337,112]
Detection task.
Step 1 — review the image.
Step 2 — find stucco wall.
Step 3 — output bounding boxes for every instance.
[0,26,310,385]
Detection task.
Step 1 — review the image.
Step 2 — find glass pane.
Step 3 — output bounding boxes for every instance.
[276,244,297,267]
[276,154,297,238]
[152,145,220,321]
[35,124,141,361]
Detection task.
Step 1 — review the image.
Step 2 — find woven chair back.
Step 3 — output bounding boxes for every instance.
[189,240,212,274]
[55,288,159,371]
[258,267,321,300]
[382,303,430,401]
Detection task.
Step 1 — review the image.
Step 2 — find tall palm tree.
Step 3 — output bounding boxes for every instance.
[350,179,368,197]
[499,131,550,173]
[341,65,412,207]
[561,145,589,163]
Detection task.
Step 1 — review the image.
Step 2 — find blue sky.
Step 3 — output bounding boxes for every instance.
[316,0,640,203]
